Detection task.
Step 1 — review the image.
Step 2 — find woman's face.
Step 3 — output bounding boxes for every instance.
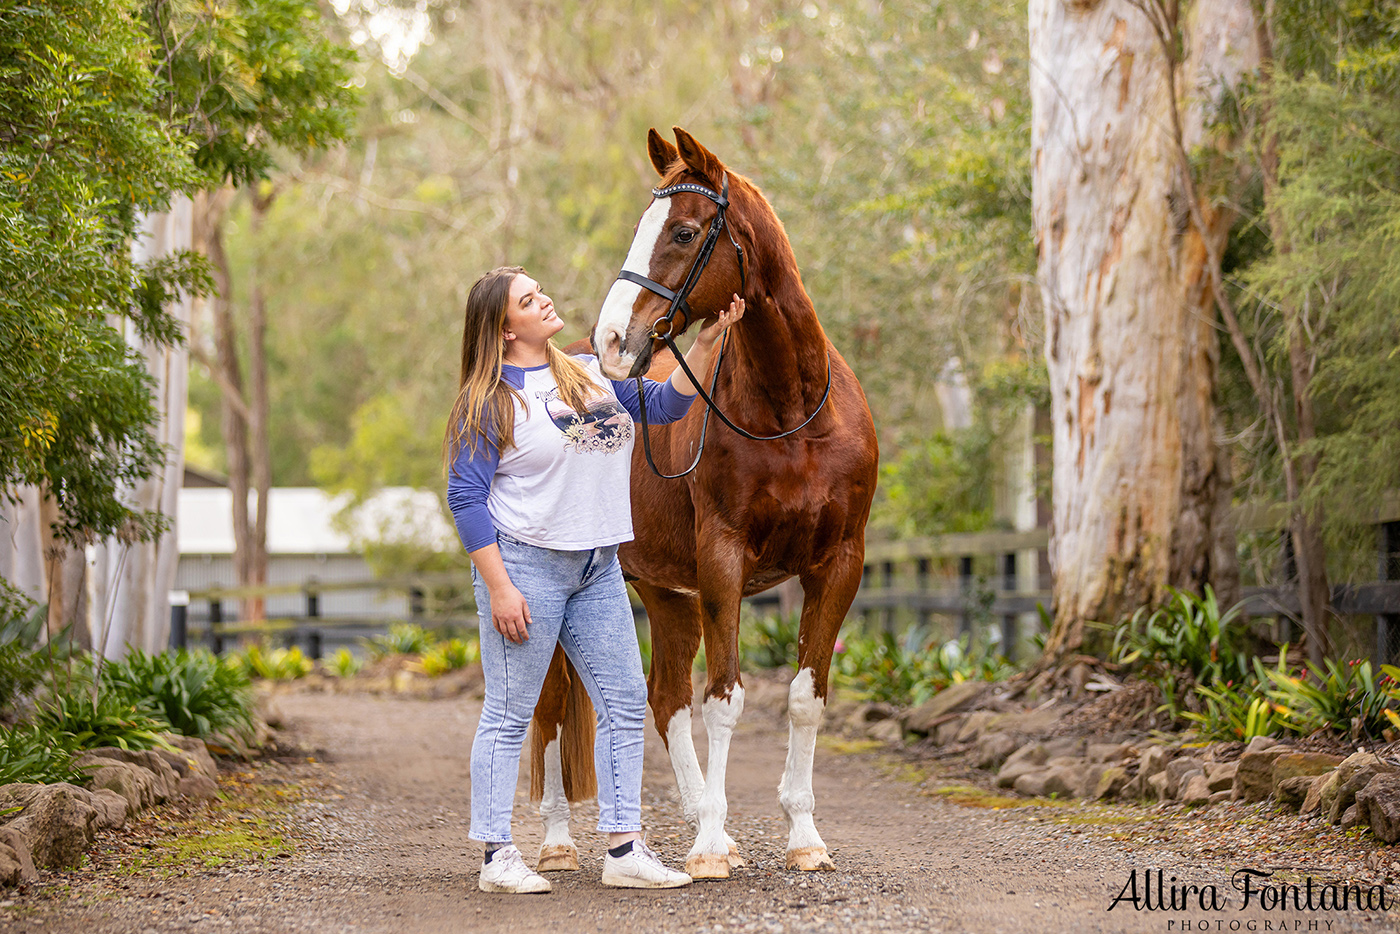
[503,275,564,349]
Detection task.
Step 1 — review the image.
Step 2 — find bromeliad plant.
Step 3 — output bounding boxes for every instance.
[0,723,86,785]
[34,689,174,752]
[1261,655,1399,742]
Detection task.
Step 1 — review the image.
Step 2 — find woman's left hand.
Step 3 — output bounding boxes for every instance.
[697,294,745,345]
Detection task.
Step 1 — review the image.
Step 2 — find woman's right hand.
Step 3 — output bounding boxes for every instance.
[490,582,532,644]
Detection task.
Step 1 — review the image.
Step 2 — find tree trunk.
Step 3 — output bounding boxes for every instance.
[1029,0,1255,664]
[247,190,277,624]
[200,188,258,622]
[90,197,195,656]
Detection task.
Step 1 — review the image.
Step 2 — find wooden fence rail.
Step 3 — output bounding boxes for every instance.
[178,506,1400,665]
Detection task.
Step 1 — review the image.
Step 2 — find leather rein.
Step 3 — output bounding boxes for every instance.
[613,173,832,479]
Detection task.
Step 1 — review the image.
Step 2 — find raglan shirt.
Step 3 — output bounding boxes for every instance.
[446,354,695,552]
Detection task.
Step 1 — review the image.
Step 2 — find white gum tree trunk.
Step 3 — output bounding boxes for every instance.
[91,198,195,657]
[1030,0,1255,659]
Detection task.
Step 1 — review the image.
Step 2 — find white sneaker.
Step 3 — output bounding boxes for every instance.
[478,845,552,894]
[601,840,692,889]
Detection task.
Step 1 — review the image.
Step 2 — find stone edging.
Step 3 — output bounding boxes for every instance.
[0,734,221,887]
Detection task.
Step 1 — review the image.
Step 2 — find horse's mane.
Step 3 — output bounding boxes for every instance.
[658,162,820,332]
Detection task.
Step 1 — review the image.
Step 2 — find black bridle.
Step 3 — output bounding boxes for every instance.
[612,173,833,479]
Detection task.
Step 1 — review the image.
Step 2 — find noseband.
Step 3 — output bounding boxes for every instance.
[611,173,832,478]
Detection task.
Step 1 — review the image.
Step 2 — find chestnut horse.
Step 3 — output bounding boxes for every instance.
[527,127,878,878]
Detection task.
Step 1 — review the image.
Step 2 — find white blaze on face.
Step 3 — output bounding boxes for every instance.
[595,198,672,379]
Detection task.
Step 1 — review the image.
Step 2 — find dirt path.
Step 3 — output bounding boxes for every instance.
[3,678,1397,933]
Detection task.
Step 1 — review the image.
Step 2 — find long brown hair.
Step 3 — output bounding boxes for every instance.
[443,266,604,471]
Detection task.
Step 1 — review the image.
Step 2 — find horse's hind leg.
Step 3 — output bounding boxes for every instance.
[530,646,588,871]
[781,548,863,871]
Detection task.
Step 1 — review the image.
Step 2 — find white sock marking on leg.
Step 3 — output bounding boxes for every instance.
[539,738,574,849]
[690,685,744,858]
[779,668,827,852]
[665,707,705,824]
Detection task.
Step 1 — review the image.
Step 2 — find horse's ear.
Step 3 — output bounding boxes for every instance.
[647,128,678,177]
[672,126,723,184]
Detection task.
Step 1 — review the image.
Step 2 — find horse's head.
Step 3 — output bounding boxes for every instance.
[594,127,749,380]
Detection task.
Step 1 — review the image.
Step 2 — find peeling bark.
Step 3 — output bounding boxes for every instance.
[1030,0,1254,662]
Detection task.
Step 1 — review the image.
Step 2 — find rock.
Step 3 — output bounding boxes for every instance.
[0,783,97,870]
[76,749,180,802]
[1232,747,1291,803]
[1276,775,1317,811]
[1320,752,1400,824]
[1147,771,1170,801]
[83,762,157,815]
[178,774,220,803]
[858,702,898,723]
[166,735,220,781]
[988,705,1069,736]
[1244,736,1278,754]
[87,789,127,830]
[901,682,990,735]
[996,743,1049,789]
[0,828,37,885]
[1043,766,1087,799]
[1208,790,1232,804]
[1138,745,1173,781]
[1091,766,1130,801]
[1087,743,1131,764]
[1164,758,1205,800]
[1046,755,1084,768]
[1180,774,1213,806]
[955,710,999,743]
[1271,752,1345,795]
[930,717,962,746]
[1205,761,1238,793]
[864,718,903,744]
[975,733,1021,771]
[1013,770,1051,797]
[1341,803,1363,830]
[1356,774,1400,843]
[1300,775,1329,816]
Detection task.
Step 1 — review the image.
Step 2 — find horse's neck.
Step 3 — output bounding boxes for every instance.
[725,275,828,414]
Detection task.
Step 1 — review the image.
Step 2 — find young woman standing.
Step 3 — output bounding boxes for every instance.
[445,266,743,893]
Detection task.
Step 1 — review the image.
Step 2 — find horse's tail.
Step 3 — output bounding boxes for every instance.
[529,645,597,802]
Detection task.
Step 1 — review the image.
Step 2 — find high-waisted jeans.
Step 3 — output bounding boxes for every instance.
[468,531,647,843]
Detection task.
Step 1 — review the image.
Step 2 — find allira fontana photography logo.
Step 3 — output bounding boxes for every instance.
[1107,868,1391,923]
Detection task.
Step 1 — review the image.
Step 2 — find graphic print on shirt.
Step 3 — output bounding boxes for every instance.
[535,387,633,454]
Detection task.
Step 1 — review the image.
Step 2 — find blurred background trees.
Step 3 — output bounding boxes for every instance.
[5,0,1398,663]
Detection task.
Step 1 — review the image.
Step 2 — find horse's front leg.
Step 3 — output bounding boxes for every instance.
[685,541,747,880]
[636,581,745,877]
[780,550,863,871]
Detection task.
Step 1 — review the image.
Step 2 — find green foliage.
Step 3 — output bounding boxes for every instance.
[0,723,85,786]
[1181,675,1283,742]
[225,642,314,681]
[741,611,801,670]
[324,648,363,679]
[0,587,52,717]
[1106,587,1253,698]
[34,691,174,752]
[363,623,435,660]
[1262,657,1397,742]
[0,0,210,542]
[100,649,256,741]
[835,629,1013,708]
[144,0,358,186]
[416,638,479,677]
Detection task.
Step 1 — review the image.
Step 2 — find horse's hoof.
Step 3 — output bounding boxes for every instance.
[785,847,836,872]
[536,844,579,872]
[726,845,746,869]
[685,853,732,879]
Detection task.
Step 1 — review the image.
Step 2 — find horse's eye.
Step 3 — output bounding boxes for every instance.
[674,228,696,244]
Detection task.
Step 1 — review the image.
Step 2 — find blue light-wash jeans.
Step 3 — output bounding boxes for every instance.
[468,532,647,843]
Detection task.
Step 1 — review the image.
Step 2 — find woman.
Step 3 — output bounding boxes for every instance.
[445,266,743,894]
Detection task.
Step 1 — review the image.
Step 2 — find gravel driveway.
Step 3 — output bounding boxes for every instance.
[1,675,1397,933]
